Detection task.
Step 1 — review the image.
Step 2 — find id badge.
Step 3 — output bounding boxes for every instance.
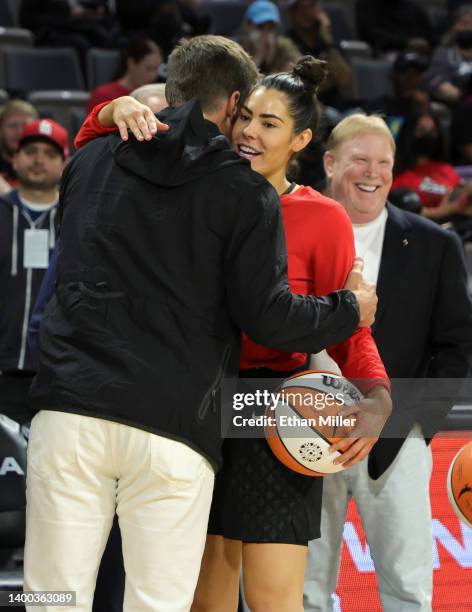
[23,229,49,269]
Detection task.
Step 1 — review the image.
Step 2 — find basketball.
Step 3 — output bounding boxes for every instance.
[447,440,472,528]
[265,370,363,477]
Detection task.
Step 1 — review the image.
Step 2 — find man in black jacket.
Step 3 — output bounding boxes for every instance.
[305,113,472,612]
[24,36,380,611]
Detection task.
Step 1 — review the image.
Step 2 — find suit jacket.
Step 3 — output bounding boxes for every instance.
[368,204,472,479]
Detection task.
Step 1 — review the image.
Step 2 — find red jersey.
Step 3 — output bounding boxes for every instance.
[392,161,462,208]
[74,109,389,390]
[240,186,387,387]
[75,101,120,148]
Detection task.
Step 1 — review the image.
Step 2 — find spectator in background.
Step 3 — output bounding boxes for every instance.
[366,51,431,138]
[392,111,472,227]
[426,5,472,104]
[0,119,67,426]
[0,100,38,190]
[355,0,433,56]
[240,0,301,74]
[88,38,162,112]
[287,0,352,108]
[116,0,205,60]
[132,83,168,113]
[177,0,210,38]
[148,0,189,60]
[20,0,121,72]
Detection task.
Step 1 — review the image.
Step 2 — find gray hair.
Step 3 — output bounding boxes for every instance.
[131,83,167,113]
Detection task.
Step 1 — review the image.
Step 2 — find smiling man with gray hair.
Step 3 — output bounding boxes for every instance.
[304,113,472,612]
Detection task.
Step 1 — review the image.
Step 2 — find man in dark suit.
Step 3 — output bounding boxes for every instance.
[304,113,472,612]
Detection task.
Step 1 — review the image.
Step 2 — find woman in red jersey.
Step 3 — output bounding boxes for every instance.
[74,55,391,612]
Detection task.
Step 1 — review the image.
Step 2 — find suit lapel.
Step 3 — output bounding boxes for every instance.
[372,204,413,334]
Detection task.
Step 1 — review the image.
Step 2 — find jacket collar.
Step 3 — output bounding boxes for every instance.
[373,203,413,334]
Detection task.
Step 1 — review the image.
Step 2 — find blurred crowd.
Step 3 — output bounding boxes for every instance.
[0,0,470,240]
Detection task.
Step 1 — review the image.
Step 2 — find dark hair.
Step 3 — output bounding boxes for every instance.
[394,111,447,175]
[165,35,260,113]
[255,55,327,135]
[115,37,161,80]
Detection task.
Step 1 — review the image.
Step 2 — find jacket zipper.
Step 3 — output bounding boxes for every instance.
[197,344,232,422]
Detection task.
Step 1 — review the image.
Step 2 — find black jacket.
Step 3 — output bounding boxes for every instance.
[368,204,472,478]
[0,190,58,373]
[30,100,359,468]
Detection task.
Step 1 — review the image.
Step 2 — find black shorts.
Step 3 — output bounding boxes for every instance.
[207,367,323,545]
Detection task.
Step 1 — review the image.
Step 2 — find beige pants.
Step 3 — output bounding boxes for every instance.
[24,410,214,612]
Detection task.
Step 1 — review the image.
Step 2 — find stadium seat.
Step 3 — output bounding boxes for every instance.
[27,91,90,151]
[201,0,247,37]
[340,40,373,62]
[69,106,87,146]
[0,27,33,47]
[87,47,121,91]
[0,46,84,95]
[351,58,393,102]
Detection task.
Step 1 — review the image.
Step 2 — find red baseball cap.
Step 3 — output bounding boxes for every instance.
[19,119,69,158]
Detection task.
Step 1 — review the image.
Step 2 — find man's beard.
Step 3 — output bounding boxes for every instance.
[17,171,59,192]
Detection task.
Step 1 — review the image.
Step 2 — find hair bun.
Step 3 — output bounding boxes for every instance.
[292,55,328,92]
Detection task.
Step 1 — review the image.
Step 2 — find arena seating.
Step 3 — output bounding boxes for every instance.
[0,46,84,95]
[351,57,393,101]
[0,28,33,48]
[87,47,121,91]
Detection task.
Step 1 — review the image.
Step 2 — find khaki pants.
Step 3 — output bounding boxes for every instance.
[24,410,214,612]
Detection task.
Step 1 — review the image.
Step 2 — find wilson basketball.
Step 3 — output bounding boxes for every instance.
[265,370,363,476]
[447,440,472,528]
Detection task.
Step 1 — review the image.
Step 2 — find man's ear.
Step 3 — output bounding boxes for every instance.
[324,150,335,179]
[227,90,240,121]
